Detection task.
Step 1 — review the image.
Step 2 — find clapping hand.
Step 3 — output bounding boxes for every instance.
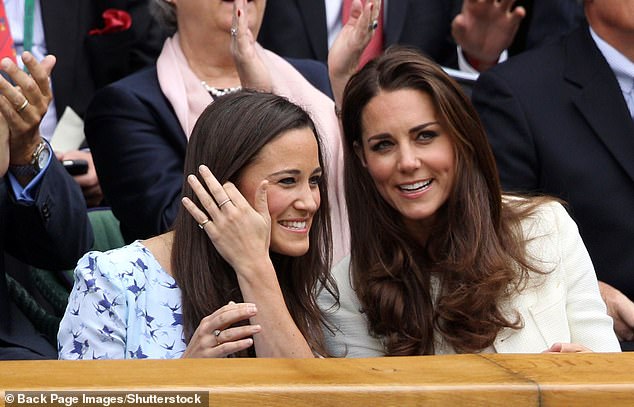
[328,0,381,107]
[452,0,525,71]
[230,0,272,92]
[0,52,55,167]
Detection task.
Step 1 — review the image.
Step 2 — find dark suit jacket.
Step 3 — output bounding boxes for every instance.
[85,57,333,243]
[1,159,93,359]
[258,0,584,68]
[41,0,165,120]
[472,24,634,300]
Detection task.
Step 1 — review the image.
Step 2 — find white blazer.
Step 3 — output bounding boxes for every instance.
[319,201,621,357]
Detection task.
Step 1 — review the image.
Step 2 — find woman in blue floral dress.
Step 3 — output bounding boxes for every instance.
[58,91,336,359]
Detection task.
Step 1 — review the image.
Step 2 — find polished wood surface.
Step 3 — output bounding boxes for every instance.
[0,353,632,406]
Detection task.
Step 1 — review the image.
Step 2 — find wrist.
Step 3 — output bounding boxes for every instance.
[464,53,499,72]
[9,135,43,166]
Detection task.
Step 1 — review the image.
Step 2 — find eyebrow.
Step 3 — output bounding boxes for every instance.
[367,121,440,142]
[268,167,323,177]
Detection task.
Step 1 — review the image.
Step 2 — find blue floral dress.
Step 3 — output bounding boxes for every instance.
[57,241,186,359]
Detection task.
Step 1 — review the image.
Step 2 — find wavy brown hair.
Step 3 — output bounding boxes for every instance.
[171,90,335,357]
[340,47,548,355]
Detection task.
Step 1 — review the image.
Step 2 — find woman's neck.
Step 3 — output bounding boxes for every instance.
[177,28,241,88]
[142,232,175,276]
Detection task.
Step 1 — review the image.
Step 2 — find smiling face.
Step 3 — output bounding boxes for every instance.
[238,127,322,257]
[357,88,455,237]
[173,0,266,38]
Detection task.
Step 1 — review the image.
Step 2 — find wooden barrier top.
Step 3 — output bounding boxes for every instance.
[1,353,633,406]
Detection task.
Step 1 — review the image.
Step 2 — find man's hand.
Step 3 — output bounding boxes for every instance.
[57,149,103,207]
[0,52,55,165]
[451,0,525,71]
[599,281,634,341]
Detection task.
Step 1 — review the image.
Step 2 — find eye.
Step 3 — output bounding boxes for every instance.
[278,177,296,185]
[309,174,322,186]
[369,140,393,152]
[416,130,438,142]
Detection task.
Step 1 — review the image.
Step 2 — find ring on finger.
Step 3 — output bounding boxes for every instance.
[16,99,29,113]
[213,329,222,344]
[198,218,211,230]
[368,19,378,32]
[230,27,238,37]
[218,198,232,209]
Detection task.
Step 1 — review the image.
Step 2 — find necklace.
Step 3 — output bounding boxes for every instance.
[201,81,241,99]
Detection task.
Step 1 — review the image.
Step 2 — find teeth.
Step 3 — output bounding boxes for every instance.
[279,221,307,230]
[399,179,432,192]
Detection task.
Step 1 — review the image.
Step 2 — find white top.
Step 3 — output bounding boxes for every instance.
[318,200,621,357]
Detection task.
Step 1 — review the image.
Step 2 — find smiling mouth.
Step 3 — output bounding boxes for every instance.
[398,179,432,193]
[278,220,308,231]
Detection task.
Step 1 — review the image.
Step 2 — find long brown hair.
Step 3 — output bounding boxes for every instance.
[341,47,547,355]
[171,90,334,357]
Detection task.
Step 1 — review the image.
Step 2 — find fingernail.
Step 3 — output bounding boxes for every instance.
[253,325,262,332]
[249,304,257,314]
[1,58,10,70]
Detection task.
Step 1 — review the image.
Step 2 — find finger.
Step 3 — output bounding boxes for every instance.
[182,195,212,226]
[236,0,251,44]
[206,302,257,327]
[0,94,31,135]
[212,338,254,357]
[199,165,232,211]
[22,52,54,100]
[0,60,29,109]
[186,171,221,221]
[253,180,269,217]
[217,324,262,345]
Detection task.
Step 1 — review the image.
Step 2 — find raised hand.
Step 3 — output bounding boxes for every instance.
[182,165,271,275]
[328,0,381,107]
[230,0,272,92]
[182,301,261,358]
[451,0,525,71]
[0,52,55,166]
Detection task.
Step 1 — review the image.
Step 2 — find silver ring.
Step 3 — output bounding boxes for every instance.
[368,19,378,32]
[218,198,232,209]
[16,99,28,112]
[230,27,238,37]
[198,218,211,230]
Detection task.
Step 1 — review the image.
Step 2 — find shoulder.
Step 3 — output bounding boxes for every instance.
[73,241,162,290]
[516,198,576,240]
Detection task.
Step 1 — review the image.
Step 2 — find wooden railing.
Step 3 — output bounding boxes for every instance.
[1,353,633,406]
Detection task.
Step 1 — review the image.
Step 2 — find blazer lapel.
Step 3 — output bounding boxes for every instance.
[296,0,328,61]
[566,27,634,184]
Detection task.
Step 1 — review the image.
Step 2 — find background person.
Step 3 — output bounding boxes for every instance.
[471,0,634,346]
[1,52,92,360]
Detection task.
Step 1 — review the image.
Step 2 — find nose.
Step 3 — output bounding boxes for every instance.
[294,182,319,213]
[397,144,420,173]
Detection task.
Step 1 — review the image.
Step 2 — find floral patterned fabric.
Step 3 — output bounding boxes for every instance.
[57,241,186,359]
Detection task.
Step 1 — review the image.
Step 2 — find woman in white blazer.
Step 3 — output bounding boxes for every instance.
[319,47,620,356]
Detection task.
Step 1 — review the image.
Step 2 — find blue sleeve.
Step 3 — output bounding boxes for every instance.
[57,251,130,359]
[7,139,53,204]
